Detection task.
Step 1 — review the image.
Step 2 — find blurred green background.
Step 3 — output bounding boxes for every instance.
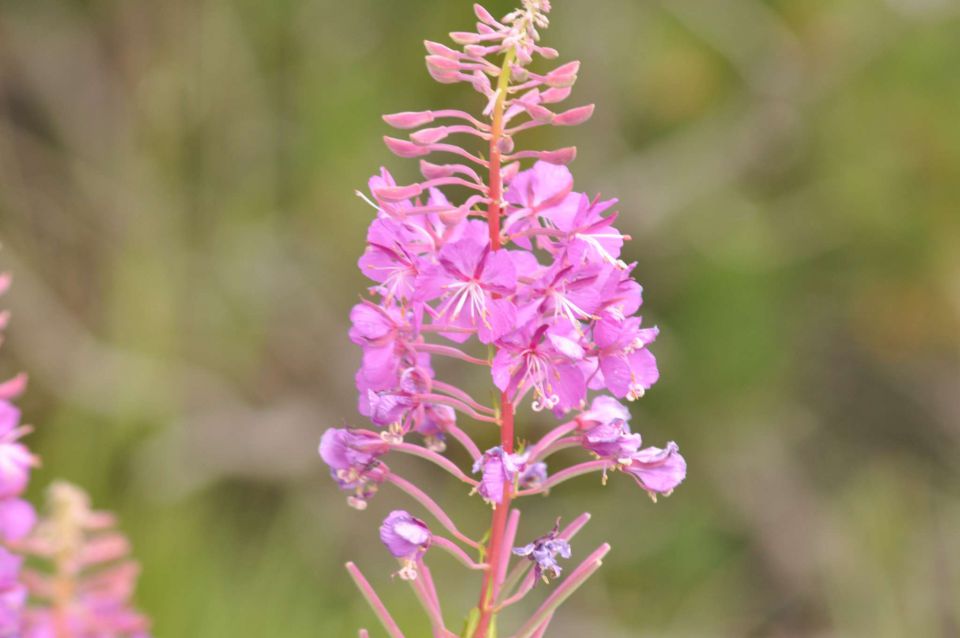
[1,0,958,635]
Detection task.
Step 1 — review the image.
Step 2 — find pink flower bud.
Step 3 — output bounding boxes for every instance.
[473,3,497,25]
[383,136,430,158]
[545,61,580,88]
[497,136,515,154]
[425,56,461,84]
[541,86,572,104]
[450,31,480,45]
[374,184,424,202]
[524,102,554,122]
[554,104,595,126]
[382,111,435,129]
[423,41,458,59]
[539,46,560,59]
[419,160,456,179]
[538,146,577,164]
[410,127,449,145]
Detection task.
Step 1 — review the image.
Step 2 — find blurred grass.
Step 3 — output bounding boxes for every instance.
[0,0,958,636]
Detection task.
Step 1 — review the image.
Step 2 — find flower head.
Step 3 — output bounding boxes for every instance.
[624,442,687,500]
[319,428,389,510]
[472,447,531,505]
[380,510,431,580]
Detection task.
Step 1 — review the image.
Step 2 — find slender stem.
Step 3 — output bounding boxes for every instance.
[530,436,581,462]
[515,459,613,497]
[512,544,611,638]
[432,381,496,414]
[345,562,405,638]
[530,613,554,638]
[416,342,490,366]
[471,45,517,638]
[432,536,488,570]
[415,393,499,423]
[388,442,479,485]
[386,474,482,550]
[409,563,448,637]
[444,423,483,461]
[526,420,579,460]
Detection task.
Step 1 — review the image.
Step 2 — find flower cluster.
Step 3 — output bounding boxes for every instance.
[19,482,150,637]
[322,3,687,637]
[0,274,150,637]
[0,274,35,634]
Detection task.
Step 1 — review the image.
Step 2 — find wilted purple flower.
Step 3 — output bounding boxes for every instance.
[518,461,548,490]
[578,395,631,429]
[624,442,687,500]
[319,428,389,510]
[512,521,571,582]
[380,510,431,580]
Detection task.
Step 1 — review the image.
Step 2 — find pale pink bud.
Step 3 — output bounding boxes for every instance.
[383,136,431,158]
[524,102,554,122]
[410,127,449,145]
[419,160,455,179]
[545,61,580,88]
[539,147,577,164]
[0,273,10,295]
[474,4,497,25]
[541,86,572,104]
[450,31,480,45]
[439,205,468,225]
[539,47,560,59]
[374,184,424,202]
[497,136,515,154]
[383,111,435,129]
[554,104,595,126]
[0,373,27,401]
[423,41,459,59]
[425,56,461,84]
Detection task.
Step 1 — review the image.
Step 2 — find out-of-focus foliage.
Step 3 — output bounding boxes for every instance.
[0,0,957,635]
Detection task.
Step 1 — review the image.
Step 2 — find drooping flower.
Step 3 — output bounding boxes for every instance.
[624,442,687,500]
[319,428,389,510]
[512,520,571,582]
[380,510,431,580]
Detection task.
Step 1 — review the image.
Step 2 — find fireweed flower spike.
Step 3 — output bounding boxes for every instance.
[0,274,151,636]
[323,2,687,636]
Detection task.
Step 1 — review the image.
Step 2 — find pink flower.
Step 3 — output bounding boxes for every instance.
[624,442,687,498]
[416,237,517,344]
[591,314,659,401]
[492,324,586,412]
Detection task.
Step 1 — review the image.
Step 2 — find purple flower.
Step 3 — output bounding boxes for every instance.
[472,447,530,505]
[592,314,659,401]
[0,401,36,499]
[624,441,687,499]
[512,521,571,582]
[578,395,631,428]
[504,161,574,246]
[416,235,517,344]
[518,461,548,490]
[380,510,431,580]
[581,419,642,463]
[0,498,35,543]
[0,547,25,635]
[492,324,586,413]
[319,428,389,510]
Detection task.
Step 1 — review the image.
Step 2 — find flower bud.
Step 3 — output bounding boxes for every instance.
[383,111,435,129]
